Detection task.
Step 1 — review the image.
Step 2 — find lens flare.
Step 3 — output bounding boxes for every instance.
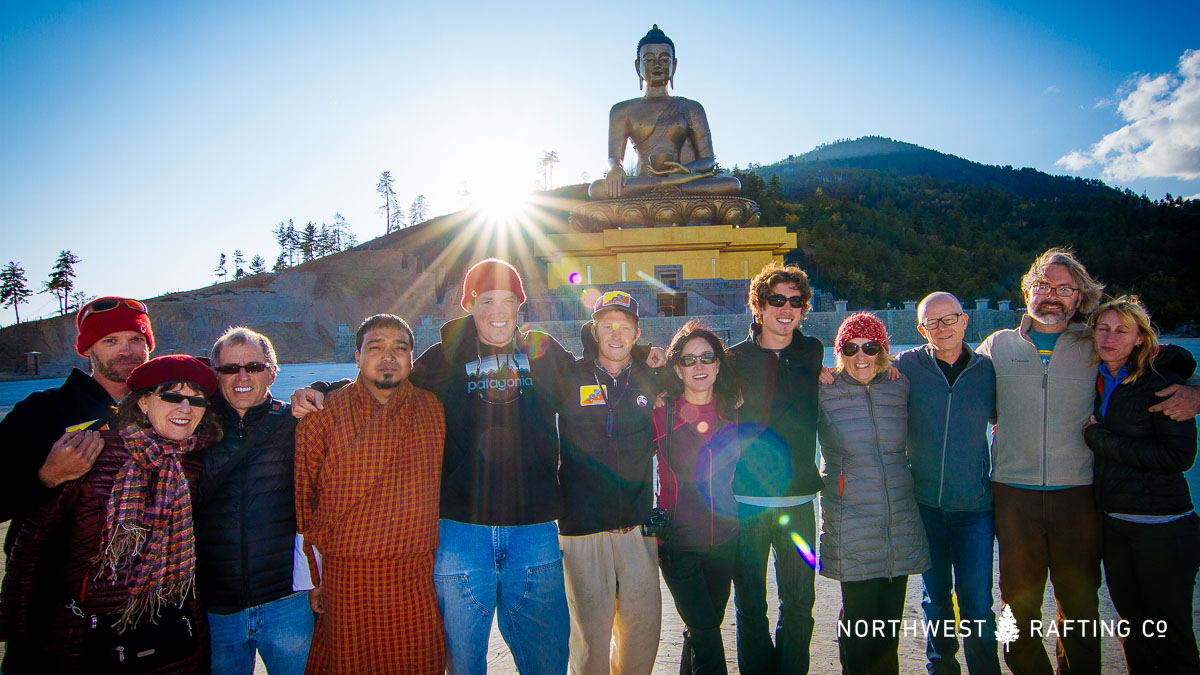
[568,272,582,284]
[777,514,791,526]
[790,531,818,569]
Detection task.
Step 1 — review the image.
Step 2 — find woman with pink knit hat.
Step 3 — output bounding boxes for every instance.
[817,313,930,675]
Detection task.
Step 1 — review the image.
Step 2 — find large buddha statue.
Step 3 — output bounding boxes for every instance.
[588,25,741,199]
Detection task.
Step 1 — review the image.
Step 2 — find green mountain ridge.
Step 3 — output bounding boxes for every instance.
[737,137,1199,329]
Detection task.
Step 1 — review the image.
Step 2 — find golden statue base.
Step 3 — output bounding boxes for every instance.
[570,193,761,231]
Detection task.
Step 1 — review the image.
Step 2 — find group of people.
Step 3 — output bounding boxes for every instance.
[0,249,1197,675]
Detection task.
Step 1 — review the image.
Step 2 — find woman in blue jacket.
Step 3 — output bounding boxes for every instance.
[1083,296,1199,673]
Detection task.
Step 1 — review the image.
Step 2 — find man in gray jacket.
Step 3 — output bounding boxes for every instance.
[978,248,1200,674]
[897,292,1000,675]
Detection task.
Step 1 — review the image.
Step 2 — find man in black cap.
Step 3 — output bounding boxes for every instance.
[557,291,663,675]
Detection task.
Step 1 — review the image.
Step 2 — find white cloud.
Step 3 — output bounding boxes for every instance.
[1044,85,1061,95]
[1056,49,1200,181]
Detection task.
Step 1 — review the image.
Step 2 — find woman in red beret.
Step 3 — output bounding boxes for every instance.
[0,355,221,674]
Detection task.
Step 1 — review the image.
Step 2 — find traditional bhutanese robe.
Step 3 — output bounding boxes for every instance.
[296,376,446,674]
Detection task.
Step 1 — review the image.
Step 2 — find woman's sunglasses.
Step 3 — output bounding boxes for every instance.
[678,352,718,367]
[765,294,806,308]
[158,392,210,408]
[840,341,883,357]
[76,298,148,327]
[213,361,270,375]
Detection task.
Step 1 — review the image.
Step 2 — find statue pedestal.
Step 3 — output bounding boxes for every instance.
[570,193,760,232]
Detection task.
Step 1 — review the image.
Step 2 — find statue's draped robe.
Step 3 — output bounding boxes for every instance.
[296,377,446,674]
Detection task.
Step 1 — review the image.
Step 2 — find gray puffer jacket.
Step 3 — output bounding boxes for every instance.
[818,371,930,582]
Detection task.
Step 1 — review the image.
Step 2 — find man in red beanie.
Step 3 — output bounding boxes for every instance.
[0,296,154,554]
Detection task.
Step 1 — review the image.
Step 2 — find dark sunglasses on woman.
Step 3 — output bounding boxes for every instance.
[840,342,882,357]
[158,392,210,407]
[679,352,718,367]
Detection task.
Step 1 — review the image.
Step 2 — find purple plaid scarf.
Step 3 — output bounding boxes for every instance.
[94,423,198,633]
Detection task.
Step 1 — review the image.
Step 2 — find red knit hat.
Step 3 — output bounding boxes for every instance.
[835,312,889,353]
[126,354,218,398]
[75,297,155,358]
[460,258,526,310]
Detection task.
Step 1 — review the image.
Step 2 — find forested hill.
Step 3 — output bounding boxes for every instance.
[740,136,1200,330]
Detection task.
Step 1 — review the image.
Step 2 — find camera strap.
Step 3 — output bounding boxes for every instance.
[656,396,674,518]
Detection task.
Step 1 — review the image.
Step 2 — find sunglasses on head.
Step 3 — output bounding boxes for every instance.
[678,352,717,367]
[77,298,148,328]
[840,341,883,357]
[765,294,806,308]
[157,392,210,408]
[214,361,270,375]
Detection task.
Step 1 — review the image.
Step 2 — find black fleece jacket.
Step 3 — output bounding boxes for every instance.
[556,320,661,535]
[1084,345,1197,516]
[727,323,826,499]
[411,315,572,526]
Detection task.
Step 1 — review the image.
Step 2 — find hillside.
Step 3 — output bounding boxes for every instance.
[746,137,1200,329]
[3,136,1197,375]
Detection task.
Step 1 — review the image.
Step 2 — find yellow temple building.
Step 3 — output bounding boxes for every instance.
[535,224,797,289]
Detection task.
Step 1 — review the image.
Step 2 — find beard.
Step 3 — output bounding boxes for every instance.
[371,375,403,390]
[1029,299,1072,326]
[90,352,146,384]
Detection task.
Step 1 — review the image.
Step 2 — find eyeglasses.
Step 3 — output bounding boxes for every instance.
[678,352,717,367]
[1030,284,1077,297]
[158,392,210,408]
[840,341,882,357]
[920,313,964,330]
[765,294,806,308]
[77,298,148,327]
[213,361,270,375]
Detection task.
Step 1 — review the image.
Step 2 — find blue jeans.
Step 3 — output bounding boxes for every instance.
[208,591,314,675]
[433,519,569,675]
[918,505,1000,675]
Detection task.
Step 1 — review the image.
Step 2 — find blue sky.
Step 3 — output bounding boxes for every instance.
[2,0,1198,323]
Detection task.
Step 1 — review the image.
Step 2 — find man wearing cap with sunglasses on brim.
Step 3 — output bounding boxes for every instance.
[0,296,153,554]
[726,261,825,675]
[896,292,1001,675]
[191,326,315,674]
[556,290,664,675]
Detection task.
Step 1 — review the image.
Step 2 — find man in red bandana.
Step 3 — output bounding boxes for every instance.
[0,296,154,554]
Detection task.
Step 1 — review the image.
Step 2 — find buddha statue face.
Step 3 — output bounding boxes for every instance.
[636,42,676,88]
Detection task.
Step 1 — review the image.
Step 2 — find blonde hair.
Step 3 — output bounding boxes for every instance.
[1021,247,1105,319]
[1087,295,1159,384]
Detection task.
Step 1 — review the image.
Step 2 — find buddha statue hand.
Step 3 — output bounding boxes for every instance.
[603,164,627,198]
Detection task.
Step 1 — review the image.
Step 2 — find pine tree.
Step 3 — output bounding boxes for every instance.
[214,253,228,282]
[301,222,317,261]
[0,261,33,324]
[409,194,429,226]
[377,171,402,234]
[331,212,352,250]
[42,250,82,315]
[249,255,267,275]
[272,222,291,270]
[233,250,246,279]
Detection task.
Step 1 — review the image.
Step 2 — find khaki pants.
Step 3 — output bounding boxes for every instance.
[560,529,661,675]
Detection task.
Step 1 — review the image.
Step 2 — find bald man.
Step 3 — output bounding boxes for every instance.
[895,292,1001,675]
